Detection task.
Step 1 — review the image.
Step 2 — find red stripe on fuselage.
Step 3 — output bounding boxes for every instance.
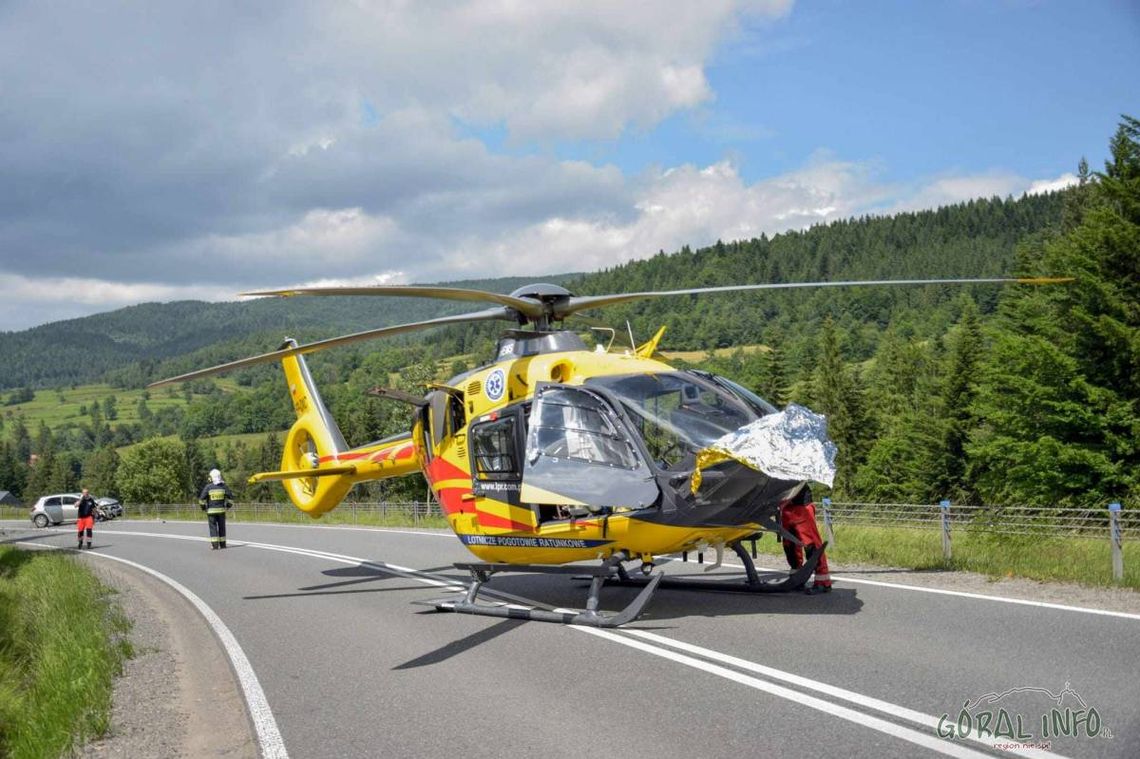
[476,510,533,532]
[435,484,470,515]
[319,441,415,464]
[426,457,469,486]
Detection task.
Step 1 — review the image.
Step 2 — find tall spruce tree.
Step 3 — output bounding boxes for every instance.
[967,117,1140,507]
[811,316,871,496]
[934,298,984,501]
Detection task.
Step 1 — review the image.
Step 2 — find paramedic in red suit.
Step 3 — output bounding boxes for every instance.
[76,488,97,549]
[780,483,831,593]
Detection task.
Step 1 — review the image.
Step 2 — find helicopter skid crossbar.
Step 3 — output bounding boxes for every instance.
[421,555,663,628]
[597,542,827,595]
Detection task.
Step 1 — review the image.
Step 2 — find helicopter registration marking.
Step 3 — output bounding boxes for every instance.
[459,535,612,548]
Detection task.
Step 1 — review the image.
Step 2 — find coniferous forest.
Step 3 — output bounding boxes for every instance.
[1,118,1136,510]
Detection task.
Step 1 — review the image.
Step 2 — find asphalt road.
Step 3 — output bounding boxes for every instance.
[4,519,1137,759]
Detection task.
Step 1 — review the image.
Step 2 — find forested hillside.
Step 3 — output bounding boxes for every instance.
[0,275,578,389]
[2,118,1136,512]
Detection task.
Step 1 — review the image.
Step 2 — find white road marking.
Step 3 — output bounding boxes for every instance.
[12,541,288,759]
[573,625,997,759]
[620,629,1066,759]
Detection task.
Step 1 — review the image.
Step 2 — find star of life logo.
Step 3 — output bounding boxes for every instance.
[485,369,506,401]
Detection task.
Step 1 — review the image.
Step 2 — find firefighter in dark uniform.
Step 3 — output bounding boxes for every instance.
[76,487,97,549]
[199,468,234,549]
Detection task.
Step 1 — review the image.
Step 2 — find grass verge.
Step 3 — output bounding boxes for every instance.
[0,547,132,759]
[747,525,1139,590]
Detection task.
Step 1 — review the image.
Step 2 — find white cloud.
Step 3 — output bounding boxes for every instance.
[309,0,792,142]
[1027,172,1079,195]
[0,274,220,308]
[426,157,1077,283]
[193,208,399,264]
[0,273,226,333]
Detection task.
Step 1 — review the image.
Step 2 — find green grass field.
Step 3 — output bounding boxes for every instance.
[0,547,132,759]
[2,380,243,430]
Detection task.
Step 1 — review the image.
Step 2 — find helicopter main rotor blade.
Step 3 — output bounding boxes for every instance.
[148,306,513,388]
[558,276,1074,318]
[240,285,546,318]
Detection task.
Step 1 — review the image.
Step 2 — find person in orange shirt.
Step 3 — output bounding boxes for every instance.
[780,483,831,594]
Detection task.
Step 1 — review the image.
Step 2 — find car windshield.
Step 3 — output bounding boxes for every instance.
[587,372,759,469]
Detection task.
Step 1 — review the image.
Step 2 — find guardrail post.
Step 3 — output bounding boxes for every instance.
[940,500,952,562]
[1109,502,1123,582]
[822,497,835,547]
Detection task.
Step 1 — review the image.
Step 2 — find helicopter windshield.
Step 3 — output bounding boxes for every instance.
[587,372,761,470]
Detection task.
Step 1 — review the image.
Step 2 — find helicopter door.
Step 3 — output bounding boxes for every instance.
[468,407,524,503]
[521,384,657,511]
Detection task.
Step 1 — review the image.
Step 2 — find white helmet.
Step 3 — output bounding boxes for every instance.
[209,468,222,484]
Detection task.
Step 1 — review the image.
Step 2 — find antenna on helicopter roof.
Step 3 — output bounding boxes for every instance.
[588,326,616,353]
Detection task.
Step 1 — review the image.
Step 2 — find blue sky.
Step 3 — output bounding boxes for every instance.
[0,0,1137,331]
[561,1,1140,184]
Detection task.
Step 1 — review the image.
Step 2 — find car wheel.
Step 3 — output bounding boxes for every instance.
[32,513,49,528]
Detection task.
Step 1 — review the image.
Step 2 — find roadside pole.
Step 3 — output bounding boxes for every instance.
[1109,502,1123,582]
[822,497,835,547]
[940,500,952,562]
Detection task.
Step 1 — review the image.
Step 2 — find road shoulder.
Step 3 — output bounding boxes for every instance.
[78,556,259,759]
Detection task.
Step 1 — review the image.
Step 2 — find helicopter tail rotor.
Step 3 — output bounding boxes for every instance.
[273,345,357,516]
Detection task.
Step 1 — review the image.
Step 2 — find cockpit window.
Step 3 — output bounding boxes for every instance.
[587,372,759,469]
[526,387,639,469]
[691,371,779,417]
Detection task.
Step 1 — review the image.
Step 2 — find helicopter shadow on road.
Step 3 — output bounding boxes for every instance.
[455,569,864,625]
[392,618,527,670]
[386,573,862,670]
[242,563,454,601]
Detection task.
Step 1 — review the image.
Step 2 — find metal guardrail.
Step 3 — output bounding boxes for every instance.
[128,501,446,526]
[822,499,1133,581]
[822,500,1138,537]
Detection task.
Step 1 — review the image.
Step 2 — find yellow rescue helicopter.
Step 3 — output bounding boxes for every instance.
[151,276,1068,626]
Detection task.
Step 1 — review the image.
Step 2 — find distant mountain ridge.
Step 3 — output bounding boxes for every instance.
[0,275,579,389]
[0,190,1068,390]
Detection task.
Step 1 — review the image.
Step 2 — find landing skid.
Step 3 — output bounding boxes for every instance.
[420,553,663,628]
[602,542,827,594]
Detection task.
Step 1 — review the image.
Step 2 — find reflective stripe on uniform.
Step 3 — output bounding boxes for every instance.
[206,508,228,514]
